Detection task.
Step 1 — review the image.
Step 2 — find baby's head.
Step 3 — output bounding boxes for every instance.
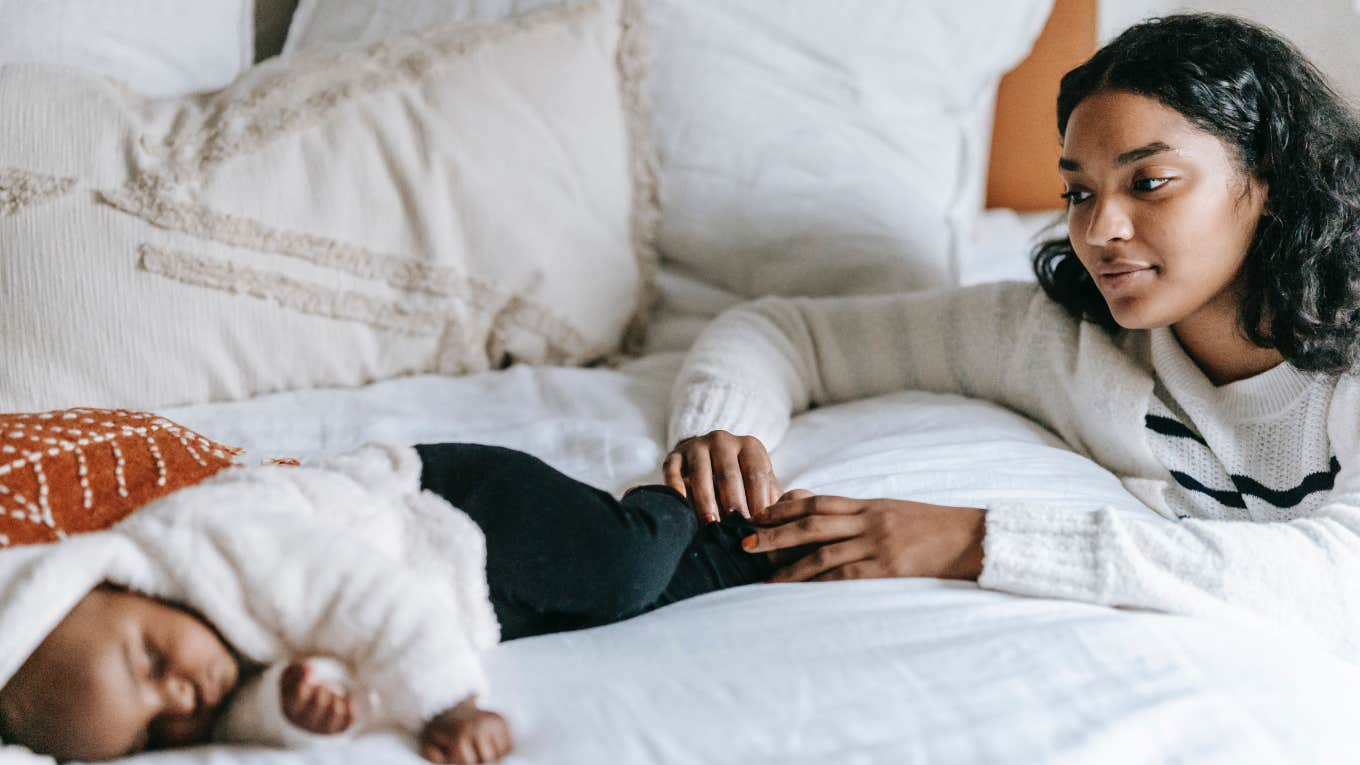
[0,584,239,760]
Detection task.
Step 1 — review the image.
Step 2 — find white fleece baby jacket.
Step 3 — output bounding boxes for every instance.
[0,443,499,763]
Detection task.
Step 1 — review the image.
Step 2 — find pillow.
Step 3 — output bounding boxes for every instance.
[285,0,1052,297]
[0,0,657,411]
[0,0,253,96]
[0,409,241,548]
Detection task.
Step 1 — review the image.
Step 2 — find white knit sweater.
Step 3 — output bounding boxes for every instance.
[669,281,1360,661]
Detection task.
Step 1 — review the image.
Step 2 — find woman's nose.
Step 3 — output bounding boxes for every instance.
[162,674,196,715]
[1083,197,1134,246]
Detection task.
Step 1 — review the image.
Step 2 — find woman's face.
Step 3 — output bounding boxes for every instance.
[1058,89,1268,330]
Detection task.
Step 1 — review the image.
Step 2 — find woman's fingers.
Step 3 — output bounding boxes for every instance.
[662,452,687,497]
[810,560,881,582]
[665,431,783,523]
[755,494,861,525]
[712,442,750,519]
[742,511,864,552]
[681,442,721,523]
[769,539,873,583]
[738,441,779,516]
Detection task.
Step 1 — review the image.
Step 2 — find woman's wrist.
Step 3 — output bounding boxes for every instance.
[948,508,986,580]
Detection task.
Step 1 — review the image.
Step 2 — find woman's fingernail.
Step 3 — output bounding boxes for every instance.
[741,534,758,551]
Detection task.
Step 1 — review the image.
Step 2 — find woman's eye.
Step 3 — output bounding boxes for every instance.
[1060,189,1091,205]
[1133,177,1170,192]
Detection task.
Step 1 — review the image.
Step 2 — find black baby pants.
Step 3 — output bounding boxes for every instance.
[415,443,775,640]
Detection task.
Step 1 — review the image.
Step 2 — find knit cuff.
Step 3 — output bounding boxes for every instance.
[667,380,791,450]
[978,503,1116,605]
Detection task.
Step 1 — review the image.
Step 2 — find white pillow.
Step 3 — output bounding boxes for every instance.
[286,0,1052,298]
[0,0,253,96]
[0,0,656,411]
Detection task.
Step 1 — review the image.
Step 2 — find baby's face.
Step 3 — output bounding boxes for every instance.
[0,585,240,760]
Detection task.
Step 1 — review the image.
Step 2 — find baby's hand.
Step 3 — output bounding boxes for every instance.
[419,697,513,764]
[280,661,355,735]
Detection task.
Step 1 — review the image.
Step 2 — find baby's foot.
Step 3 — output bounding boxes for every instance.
[280,661,355,735]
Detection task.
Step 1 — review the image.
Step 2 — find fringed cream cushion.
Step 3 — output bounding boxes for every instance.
[0,0,657,411]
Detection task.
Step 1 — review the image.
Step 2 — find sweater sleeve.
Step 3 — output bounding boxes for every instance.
[980,374,1360,663]
[979,500,1360,660]
[668,281,1045,449]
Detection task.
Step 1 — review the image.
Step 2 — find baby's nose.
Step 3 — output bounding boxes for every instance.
[164,674,196,715]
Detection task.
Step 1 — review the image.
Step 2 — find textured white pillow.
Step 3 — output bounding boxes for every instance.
[286,0,1052,297]
[0,0,657,411]
[0,0,253,96]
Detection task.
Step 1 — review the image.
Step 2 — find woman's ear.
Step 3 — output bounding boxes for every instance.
[1255,175,1271,211]
[1243,174,1271,218]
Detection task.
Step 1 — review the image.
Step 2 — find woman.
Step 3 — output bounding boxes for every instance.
[664,13,1360,658]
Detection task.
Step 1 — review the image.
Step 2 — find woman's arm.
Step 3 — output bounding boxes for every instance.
[666,281,1062,520]
[668,281,1045,451]
[742,493,1360,661]
[980,499,1360,659]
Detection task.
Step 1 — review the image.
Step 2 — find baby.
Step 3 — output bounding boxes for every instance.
[0,585,507,762]
[0,443,775,763]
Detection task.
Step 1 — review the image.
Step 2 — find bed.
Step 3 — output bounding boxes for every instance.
[4,1,1358,763]
[150,270,1360,765]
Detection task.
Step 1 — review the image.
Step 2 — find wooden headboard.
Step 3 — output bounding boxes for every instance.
[985,0,1097,211]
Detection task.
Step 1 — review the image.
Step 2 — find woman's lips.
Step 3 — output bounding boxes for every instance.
[1098,267,1155,294]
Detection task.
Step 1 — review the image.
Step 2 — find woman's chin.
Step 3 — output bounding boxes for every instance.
[1106,302,1174,331]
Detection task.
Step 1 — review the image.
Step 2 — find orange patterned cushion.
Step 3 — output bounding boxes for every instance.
[0,408,242,548]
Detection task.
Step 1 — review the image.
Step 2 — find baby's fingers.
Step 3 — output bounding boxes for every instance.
[297,687,328,731]
[454,737,480,764]
[317,694,352,734]
[421,728,466,764]
[420,741,452,764]
[493,724,514,758]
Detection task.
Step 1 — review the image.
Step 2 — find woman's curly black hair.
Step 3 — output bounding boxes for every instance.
[1032,13,1360,372]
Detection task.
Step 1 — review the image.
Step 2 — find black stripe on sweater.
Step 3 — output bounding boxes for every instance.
[1227,456,1341,509]
[1168,457,1340,511]
[1145,414,1208,446]
[1168,470,1247,509]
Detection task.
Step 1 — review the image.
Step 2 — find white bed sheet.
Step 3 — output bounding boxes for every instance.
[145,344,1360,765]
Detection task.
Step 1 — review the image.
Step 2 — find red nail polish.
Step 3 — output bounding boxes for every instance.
[741,534,757,551]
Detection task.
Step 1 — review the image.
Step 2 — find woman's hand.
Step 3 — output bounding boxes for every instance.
[663,430,782,523]
[419,697,513,764]
[740,494,986,582]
